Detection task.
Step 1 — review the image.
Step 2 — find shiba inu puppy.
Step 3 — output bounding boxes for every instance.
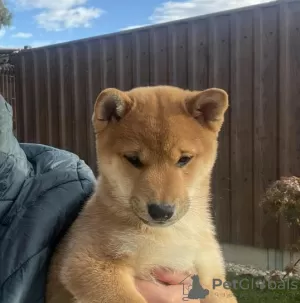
[46,85,237,303]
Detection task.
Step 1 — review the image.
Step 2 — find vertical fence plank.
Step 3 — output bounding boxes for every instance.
[22,52,36,143]
[188,19,209,91]
[281,1,300,249]
[46,48,60,148]
[168,22,188,89]
[59,45,75,153]
[132,30,150,87]
[211,14,232,244]
[150,26,169,85]
[102,37,117,88]
[278,0,294,252]
[87,40,102,173]
[33,50,49,144]
[72,43,89,163]
[230,10,255,246]
[116,33,133,90]
[253,6,280,249]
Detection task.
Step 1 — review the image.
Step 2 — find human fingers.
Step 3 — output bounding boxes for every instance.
[135,278,168,303]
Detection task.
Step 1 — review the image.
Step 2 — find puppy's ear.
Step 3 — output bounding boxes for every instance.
[185,88,229,133]
[92,88,133,129]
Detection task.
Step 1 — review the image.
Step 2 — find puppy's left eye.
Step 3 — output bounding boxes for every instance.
[124,155,144,169]
[176,156,193,168]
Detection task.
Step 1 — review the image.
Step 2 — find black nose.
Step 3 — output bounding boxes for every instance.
[147,203,175,221]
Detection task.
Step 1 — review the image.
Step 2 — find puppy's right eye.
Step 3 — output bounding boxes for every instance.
[176,156,193,168]
[124,155,143,169]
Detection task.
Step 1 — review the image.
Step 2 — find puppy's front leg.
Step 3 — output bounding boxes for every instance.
[195,242,238,303]
[60,253,147,303]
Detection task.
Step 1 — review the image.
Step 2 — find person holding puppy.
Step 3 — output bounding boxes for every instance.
[0,94,190,303]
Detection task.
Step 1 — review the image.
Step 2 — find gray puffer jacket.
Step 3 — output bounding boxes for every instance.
[0,95,96,303]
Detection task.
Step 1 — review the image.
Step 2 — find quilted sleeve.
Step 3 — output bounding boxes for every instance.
[0,94,32,201]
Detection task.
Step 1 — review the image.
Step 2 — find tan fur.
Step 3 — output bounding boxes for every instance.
[46,85,237,303]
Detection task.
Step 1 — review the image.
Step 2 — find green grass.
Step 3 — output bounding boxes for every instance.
[226,272,300,303]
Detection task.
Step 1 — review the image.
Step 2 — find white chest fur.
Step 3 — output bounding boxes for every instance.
[109,222,201,280]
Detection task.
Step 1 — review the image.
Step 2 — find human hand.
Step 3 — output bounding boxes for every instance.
[135,268,196,303]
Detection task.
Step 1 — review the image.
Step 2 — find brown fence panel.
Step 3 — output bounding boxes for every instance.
[10,0,300,250]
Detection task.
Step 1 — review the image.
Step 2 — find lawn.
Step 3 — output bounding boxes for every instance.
[226,272,300,303]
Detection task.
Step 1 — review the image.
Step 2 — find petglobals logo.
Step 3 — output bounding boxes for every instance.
[212,277,299,291]
[180,274,210,301]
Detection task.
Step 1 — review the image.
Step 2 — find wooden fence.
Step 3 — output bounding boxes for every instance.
[8,0,300,250]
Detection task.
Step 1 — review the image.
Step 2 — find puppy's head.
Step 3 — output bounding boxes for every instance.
[92,86,228,227]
